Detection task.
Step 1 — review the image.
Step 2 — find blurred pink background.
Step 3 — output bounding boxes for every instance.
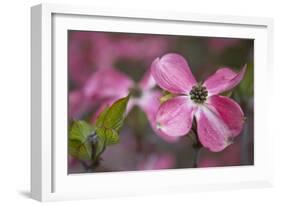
[68,30,254,173]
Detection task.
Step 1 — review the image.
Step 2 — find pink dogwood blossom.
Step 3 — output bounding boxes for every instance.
[151,53,246,152]
[83,68,168,138]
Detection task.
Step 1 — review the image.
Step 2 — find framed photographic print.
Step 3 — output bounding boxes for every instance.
[31,3,274,201]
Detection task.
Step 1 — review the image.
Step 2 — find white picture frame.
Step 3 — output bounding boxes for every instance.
[31,3,274,202]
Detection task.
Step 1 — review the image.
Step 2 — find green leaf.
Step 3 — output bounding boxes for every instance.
[69,120,95,142]
[69,139,92,160]
[98,95,130,131]
[94,130,107,158]
[238,64,253,96]
[95,95,130,146]
[69,120,95,160]
[95,106,110,128]
[96,127,119,145]
[233,64,253,103]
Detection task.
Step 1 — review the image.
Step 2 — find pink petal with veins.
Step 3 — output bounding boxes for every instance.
[203,65,246,95]
[207,95,244,137]
[196,106,234,152]
[195,95,244,152]
[136,90,177,141]
[151,53,197,94]
[156,96,194,139]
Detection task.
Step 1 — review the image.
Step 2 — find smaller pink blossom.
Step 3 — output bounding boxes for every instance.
[83,68,133,101]
[151,53,246,152]
[83,68,168,139]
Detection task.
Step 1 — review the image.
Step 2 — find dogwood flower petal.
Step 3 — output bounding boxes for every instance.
[151,53,197,94]
[203,65,246,95]
[195,106,232,152]
[83,69,133,100]
[136,90,178,142]
[156,96,195,139]
[137,90,161,127]
[196,95,244,152]
[207,95,245,137]
[138,70,157,91]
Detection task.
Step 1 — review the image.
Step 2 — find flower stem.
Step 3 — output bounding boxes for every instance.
[79,159,101,172]
[192,142,202,168]
[189,122,202,168]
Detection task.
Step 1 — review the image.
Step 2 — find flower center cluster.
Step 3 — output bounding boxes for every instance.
[189,84,208,104]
